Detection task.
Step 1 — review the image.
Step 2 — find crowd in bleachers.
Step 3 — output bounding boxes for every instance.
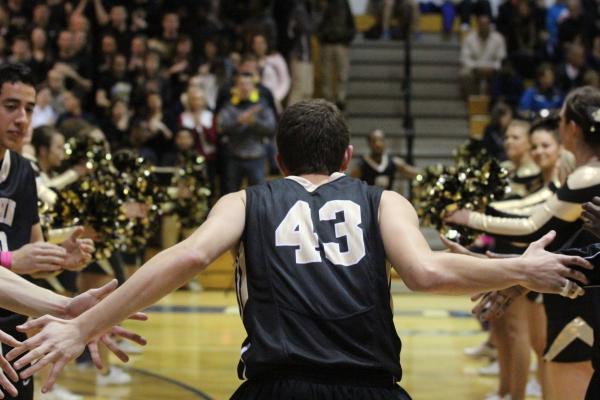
[2,0,361,199]
[458,0,600,122]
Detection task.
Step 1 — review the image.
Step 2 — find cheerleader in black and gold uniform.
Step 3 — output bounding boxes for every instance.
[447,86,600,400]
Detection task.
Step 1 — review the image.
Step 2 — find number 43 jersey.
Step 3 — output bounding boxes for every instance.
[236,173,402,381]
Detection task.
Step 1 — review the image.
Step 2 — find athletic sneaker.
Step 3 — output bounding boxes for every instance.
[464,341,498,359]
[484,394,511,400]
[96,366,132,386]
[526,377,542,398]
[40,384,83,400]
[479,360,500,376]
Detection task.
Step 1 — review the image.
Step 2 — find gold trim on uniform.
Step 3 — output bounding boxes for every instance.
[544,317,594,361]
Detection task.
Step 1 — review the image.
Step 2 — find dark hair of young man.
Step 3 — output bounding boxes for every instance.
[0,63,35,93]
[276,99,349,176]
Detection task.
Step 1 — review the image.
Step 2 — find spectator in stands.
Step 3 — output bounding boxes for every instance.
[54,30,92,92]
[93,3,132,54]
[489,58,525,111]
[30,27,54,84]
[545,0,568,59]
[480,101,512,161]
[57,89,97,128]
[96,33,118,76]
[555,43,587,93]
[499,0,544,80]
[95,53,134,113]
[250,32,291,111]
[47,68,66,115]
[557,0,586,49]
[518,63,564,119]
[32,86,58,129]
[365,0,420,40]
[132,51,171,109]
[286,0,314,105]
[318,0,355,111]
[352,129,420,190]
[588,34,600,71]
[128,34,147,75]
[100,99,133,152]
[193,37,235,110]
[132,91,174,165]
[149,12,180,60]
[179,86,217,189]
[168,35,197,105]
[217,72,276,194]
[7,34,31,68]
[459,14,506,98]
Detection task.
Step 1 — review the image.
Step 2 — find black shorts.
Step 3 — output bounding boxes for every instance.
[230,376,411,400]
[544,293,595,363]
[1,321,34,400]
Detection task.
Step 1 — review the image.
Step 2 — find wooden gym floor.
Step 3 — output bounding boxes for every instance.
[32,290,540,400]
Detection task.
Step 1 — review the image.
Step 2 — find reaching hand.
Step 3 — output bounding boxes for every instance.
[519,230,592,297]
[0,330,21,399]
[582,197,600,238]
[443,209,470,226]
[440,235,485,258]
[7,314,147,393]
[60,227,94,271]
[11,242,66,275]
[471,286,527,320]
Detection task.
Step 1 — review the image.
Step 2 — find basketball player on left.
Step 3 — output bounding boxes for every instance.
[0,63,147,400]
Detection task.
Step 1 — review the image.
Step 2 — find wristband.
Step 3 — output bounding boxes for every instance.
[0,251,12,269]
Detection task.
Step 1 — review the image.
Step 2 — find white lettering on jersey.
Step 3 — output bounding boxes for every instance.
[275,200,366,266]
[0,198,16,227]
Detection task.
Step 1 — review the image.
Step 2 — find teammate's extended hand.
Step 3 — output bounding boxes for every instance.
[471,286,527,320]
[519,230,592,297]
[11,242,66,275]
[6,313,147,393]
[0,330,20,399]
[60,227,94,271]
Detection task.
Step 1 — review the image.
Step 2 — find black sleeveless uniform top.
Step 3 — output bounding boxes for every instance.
[235,174,402,383]
[359,154,396,190]
[0,151,40,328]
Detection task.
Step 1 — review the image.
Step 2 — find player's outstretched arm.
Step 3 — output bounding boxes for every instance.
[379,191,592,295]
[7,191,247,392]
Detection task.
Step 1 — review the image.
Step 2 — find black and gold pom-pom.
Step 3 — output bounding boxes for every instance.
[412,140,509,245]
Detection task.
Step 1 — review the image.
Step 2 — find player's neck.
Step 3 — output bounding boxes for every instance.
[297,173,335,186]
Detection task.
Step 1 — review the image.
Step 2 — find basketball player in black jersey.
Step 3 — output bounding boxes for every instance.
[0,63,144,400]
[11,99,594,399]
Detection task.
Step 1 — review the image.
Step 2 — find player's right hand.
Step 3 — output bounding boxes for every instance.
[0,330,21,399]
[11,242,66,275]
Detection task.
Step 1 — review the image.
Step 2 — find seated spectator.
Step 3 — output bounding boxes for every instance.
[518,63,564,119]
[100,99,133,152]
[250,32,291,111]
[32,86,58,129]
[489,58,524,110]
[555,42,587,93]
[128,35,148,75]
[132,91,175,165]
[47,68,66,115]
[95,53,134,113]
[557,0,586,50]
[480,102,512,161]
[351,129,420,190]
[192,37,235,110]
[167,35,197,105]
[179,87,217,189]
[217,72,276,194]
[460,14,506,98]
[56,89,97,128]
[30,27,54,84]
[132,51,171,110]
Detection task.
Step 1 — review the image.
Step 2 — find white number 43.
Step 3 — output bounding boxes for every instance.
[275,200,365,266]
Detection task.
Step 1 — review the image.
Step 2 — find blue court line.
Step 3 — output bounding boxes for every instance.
[145,305,473,319]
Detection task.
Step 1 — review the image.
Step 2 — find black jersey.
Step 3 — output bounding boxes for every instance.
[236,174,402,383]
[0,151,40,326]
[359,154,396,190]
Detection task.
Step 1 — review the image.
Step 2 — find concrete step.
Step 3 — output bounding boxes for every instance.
[350,47,459,65]
[348,81,461,99]
[350,64,459,81]
[350,134,466,151]
[353,33,460,49]
[346,98,467,118]
[347,116,469,135]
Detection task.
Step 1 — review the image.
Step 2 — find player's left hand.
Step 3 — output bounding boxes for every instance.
[60,227,94,271]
